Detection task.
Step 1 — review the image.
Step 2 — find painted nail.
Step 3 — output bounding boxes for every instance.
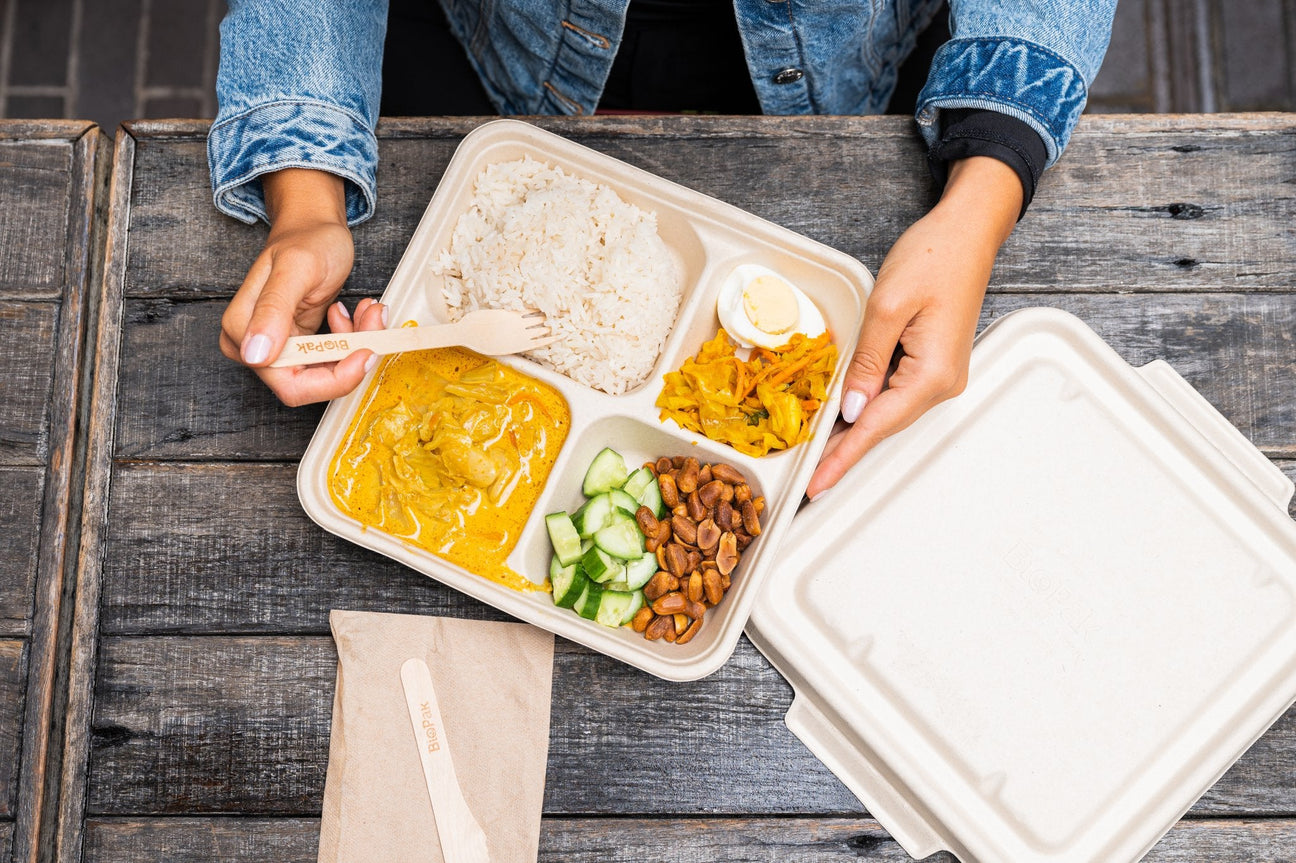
[336,301,351,320]
[841,389,867,423]
[363,354,378,375]
[243,333,272,365]
[379,303,389,327]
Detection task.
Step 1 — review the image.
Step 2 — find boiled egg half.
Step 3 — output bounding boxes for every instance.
[716,263,826,349]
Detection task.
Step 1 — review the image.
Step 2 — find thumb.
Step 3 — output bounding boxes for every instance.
[839,295,908,423]
[240,264,312,366]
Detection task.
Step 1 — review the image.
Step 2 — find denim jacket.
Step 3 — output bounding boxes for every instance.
[209,0,1115,226]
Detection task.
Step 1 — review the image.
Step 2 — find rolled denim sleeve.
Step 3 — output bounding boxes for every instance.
[915,0,1117,168]
[209,0,388,226]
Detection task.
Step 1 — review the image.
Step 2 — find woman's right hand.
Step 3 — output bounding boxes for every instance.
[219,168,385,405]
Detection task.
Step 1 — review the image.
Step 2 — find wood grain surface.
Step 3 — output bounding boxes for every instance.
[0,120,108,863]
[53,115,1296,863]
[77,816,1296,863]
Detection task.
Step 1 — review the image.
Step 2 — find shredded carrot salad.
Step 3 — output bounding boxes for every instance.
[656,329,837,457]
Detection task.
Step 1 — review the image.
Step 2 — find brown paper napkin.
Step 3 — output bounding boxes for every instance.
[319,609,555,863]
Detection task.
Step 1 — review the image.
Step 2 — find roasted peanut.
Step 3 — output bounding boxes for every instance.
[698,464,713,486]
[711,463,745,485]
[720,573,731,590]
[658,473,680,508]
[685,599,707,620]
[698,479,725,509]
[734,483,751,503]
[721,482,734,503]
[671,456,686,469]
[696,518,721,553]
[635,505,660,537]
[631,606,655,632]
[663,623,678,643]
[671,515,698,546]
[702,569,724,605]
[645,614,672,640]
[644,571,673,602]
[673,613,690,634]
[672,503,689,519]
[655,456,673,475]
[664,543,689,578]
[656,519,672,546]
[685,549,703,575]
[716,499,735,532]
[655,544,668,571]
[734,530,753,551]
[686,491,707,522]
[716,532,739,575]
[686,571,704,603]
[753,496,765,514]
[740,500,762,536]
[677,457,700,494]
[676,617,703,645]
[652,591,688,616]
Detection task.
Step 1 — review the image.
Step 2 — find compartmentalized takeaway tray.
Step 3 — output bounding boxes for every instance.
[748,307,1296,863]
[297,119,873,681]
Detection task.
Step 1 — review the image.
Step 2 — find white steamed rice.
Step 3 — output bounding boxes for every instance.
[431,156,683,395]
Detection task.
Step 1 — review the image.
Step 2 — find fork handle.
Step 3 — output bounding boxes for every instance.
[269,326,457,368]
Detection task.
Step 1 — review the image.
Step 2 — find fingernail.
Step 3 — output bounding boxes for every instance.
[363,354,377,375]
[841,389,867,423]
[379,304,388,327]
[336,301,351,320]
[809,490,827,503]
[243,333,271,365]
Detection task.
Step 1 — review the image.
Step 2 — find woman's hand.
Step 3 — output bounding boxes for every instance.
[219,168,385,405]
[806,156,1023,498]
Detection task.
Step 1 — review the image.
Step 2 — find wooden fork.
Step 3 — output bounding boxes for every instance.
[269,309,557,367]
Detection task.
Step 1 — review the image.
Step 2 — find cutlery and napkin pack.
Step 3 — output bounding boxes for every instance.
[318,610,554,863]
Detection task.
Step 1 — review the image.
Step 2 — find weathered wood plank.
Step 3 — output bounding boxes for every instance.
[97,447,1296,636]
[0,137,74,296]
[0,468,43,636]
[0,303,59,466]
[76,815,1296,863]
[108,292,1296,464]
[0,641,27,820]
[83,636,1296,818]
[0,121,107,863]
[54,125,133,863]
[118,115,1296,301]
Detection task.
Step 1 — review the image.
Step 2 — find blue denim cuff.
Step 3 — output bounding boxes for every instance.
[207,99,378,226]
[915,37,1088,169]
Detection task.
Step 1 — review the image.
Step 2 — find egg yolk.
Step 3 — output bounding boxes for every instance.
[741,274,799,336]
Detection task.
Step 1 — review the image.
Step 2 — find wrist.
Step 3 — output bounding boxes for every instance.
[263,168,348,234]
[933,156,1022,246]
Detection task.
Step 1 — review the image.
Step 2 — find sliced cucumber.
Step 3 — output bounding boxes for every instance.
[637,474,665,518]
[575,580,605,620]
[622,550,658,590]
[581,544,626,584]
[608,488,640,516]
[545,511,583,567]
[550,556,588,609]
[594,590,639,627]
[582,447,628,496]
[622,466,655,499]
[593,516,644,561]
[572,493,614,538]
[619,590,646,625]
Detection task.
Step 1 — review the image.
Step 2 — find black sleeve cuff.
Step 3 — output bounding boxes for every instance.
[927,109,1048,219]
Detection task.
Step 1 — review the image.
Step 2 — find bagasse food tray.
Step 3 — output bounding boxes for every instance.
[298,119,873,681]
[748,308,1296,862]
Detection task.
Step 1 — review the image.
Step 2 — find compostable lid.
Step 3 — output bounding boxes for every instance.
[746,307,1296,863]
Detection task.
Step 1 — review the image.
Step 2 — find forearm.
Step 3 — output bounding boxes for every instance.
[264,169,349,234]
[934,156,1022,250]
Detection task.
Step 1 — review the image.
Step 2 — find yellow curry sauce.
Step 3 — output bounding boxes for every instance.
[328,347,569,591]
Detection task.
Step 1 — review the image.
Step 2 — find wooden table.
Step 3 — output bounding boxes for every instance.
[51,115,1296,862]
[0,120,107,863]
